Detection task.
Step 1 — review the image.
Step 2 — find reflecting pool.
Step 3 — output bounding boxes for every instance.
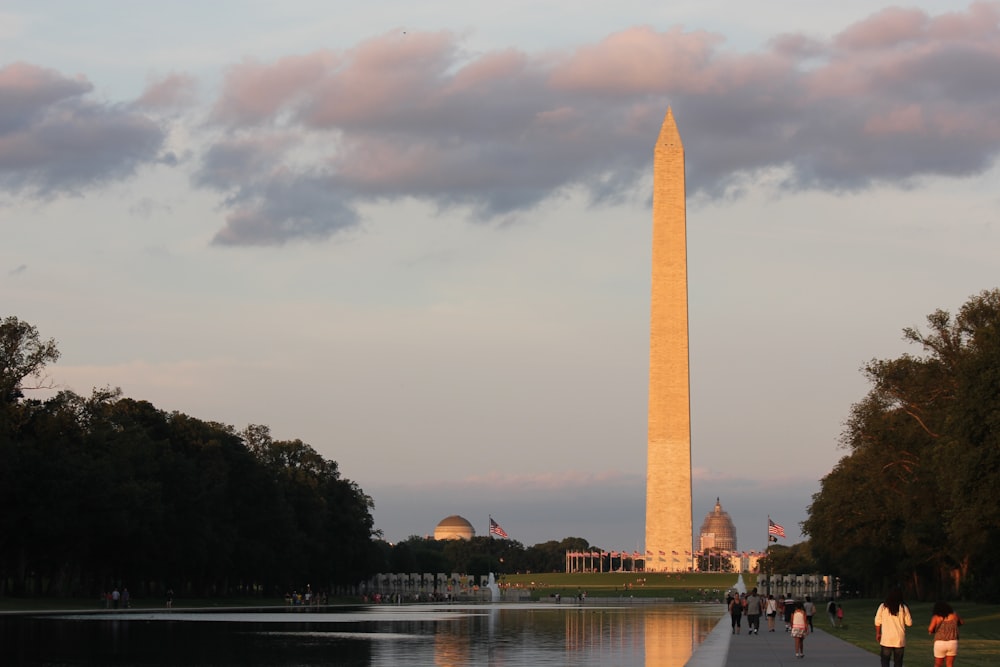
[1,601,724,666]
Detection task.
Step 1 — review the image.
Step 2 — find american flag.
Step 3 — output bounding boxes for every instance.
[489,517,508,538]
[768,518,786,538]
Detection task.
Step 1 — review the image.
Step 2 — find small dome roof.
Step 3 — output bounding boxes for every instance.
[434,515,475,540]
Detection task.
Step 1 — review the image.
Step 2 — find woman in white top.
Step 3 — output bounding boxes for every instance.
[765,594,778,632]
[875,588,913,667]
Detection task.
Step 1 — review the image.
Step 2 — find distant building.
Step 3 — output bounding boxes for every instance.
[433,515,475,541]
[698,498,737,552]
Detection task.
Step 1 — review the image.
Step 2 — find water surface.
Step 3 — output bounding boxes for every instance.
[2,601,724,665]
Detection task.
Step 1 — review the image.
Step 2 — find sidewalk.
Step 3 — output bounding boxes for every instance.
[686,615,877,666]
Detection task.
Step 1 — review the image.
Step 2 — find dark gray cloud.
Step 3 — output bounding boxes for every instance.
[0,62,168,196]
[210,173,360,246]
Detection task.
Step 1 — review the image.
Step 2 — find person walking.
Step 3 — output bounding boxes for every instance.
[928,600,963,667]
[827,598,837,626]
[729,592,744,634]
[783,593,795,632]
[766,594,778,632]
[745,588,763,635]
[803,595,815,632]
[791,600,809,658]
[875,588,912,667]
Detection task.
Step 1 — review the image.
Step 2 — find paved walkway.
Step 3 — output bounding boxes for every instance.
[686,615,878,666]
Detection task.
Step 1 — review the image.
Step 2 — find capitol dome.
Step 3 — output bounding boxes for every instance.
[698,498,737,551]
[433,515,475,541]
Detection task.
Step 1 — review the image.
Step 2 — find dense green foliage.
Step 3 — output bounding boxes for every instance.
[804,290,1000,601]
[0,316,379,599]
[757,542,818,575]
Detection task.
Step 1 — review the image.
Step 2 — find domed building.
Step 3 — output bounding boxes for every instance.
[433,515,475,541]
[698,498,736,551]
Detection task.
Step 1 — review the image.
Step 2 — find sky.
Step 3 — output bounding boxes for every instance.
[4,1,1000,558]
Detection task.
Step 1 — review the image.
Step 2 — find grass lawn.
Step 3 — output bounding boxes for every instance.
[501,571,751,600]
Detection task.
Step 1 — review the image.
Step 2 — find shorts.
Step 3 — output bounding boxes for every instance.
[791,628,806,638]
[934,640,958,658]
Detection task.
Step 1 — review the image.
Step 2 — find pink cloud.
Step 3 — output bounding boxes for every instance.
[300,31,457,128]
[549,26,722,95]
[864,104,925,135]
[0,61,89,96]
[447,49,533,92]
[191,4,1000,245]
[809,4,1000,102]
[835,7,928,50]
[768,32,826,59]
[0,62,91,131]
[212,50,339,124]
[134,73,197,110]
[928,1,1000,40]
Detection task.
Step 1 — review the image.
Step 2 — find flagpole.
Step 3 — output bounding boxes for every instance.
[766,515,772,597]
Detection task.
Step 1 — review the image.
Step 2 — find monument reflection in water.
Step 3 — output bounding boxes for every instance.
[370,603,721,667]
[9,602,722,666]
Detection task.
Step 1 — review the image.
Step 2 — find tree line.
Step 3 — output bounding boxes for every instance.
[0,316,601,600]
[0,316,380,598]
[804,289,1000,601]
[379,535,593,577]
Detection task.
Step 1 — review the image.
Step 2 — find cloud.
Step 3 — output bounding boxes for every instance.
[189,3,1000,246]
[0,62,169,196]
[133,73,198,111]
[9,5,1000,244]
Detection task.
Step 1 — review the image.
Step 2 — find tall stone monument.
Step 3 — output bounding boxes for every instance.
[644,108,693,572]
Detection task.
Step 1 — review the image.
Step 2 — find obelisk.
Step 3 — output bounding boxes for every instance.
[644,107,692,572]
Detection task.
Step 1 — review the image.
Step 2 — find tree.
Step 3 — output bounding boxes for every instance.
[0,316,60,403]
[804,289,1000,600]
[758,543,817,575]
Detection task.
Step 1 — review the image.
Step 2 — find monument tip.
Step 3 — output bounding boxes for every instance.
[657,107,682,150]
